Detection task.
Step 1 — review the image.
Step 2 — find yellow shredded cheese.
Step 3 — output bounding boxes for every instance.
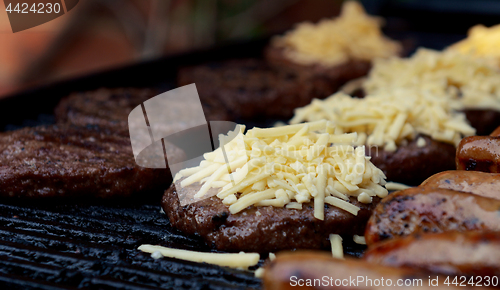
[138,245,259,269]
[330,234,344,259]
[174,121,388,220]
[364,48,500,111]
[254,267,265,278]
[290,92,475,150]
[271,1,401,66]
[353,235,366,245]
[416,137,426,148]
[385,181,412,191]
[285,202,303,210]
[448,24,500,67]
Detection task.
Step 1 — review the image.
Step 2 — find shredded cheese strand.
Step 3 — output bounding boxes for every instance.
[138,245,259,269]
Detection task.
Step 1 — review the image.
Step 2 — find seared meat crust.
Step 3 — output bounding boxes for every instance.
[162,182,379,253]
[364,231,500,277]
[367,135,456,185]
[364,187,500,246]
[177,59,342,121]
[0,124,178,198]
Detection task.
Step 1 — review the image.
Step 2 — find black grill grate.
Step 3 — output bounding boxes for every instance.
[0,200,262,289]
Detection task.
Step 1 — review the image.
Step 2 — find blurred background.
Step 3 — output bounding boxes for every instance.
[1,0,500,97]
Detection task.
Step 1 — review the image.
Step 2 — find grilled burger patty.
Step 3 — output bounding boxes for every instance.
[265,45,372,91]
[367,135,456,186]
[55,87,229,135]
[177,59,340,121]
[0,124,180,198]
[162,182,379,253]
[55,88,158,135]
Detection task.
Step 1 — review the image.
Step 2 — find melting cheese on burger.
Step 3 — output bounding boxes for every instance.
[272,1,401,66]
[174,120,388,220]
[290,92,475,151]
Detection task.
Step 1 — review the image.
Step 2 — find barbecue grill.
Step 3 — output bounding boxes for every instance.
[0,25,462,288]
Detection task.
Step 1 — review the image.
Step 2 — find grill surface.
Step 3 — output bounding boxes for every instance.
[0,199,262,289]
[0,30,457,289]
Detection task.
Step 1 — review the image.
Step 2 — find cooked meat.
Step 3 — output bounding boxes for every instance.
[367,135,456,185]
[463,109,500,136]
[263,251,468,290]
[0,124,182,198]
[364,187,500,246]
[421,170,500,200]
[265,45,372,90]
[456,136,500,172]
[490,125,500,137]
[364,231,500,277]
[177,59,340,121]
[55,88,158,135]
[162,182,380,253]
[55,88,228,135]
[342,80,500,136]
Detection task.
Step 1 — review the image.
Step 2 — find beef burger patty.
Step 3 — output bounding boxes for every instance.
[0,124,181,198]
[162,182,379,253]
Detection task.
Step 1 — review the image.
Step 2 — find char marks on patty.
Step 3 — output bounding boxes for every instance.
[162,182,379,253]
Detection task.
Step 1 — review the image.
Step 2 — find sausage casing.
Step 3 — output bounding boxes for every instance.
[421,170,500,200]
[263,251,478,289]
[364,187,500,246]
[456,136,500,172]
[364,231,500,277]
[490,126,500,137]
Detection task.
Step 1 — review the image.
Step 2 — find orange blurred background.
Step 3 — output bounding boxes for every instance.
[0,0,342,97]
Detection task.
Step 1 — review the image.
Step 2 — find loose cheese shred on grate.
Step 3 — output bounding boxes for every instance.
[330,234,344,259]
[364,48,500,111]
[138,245,259,269]
[448,24,500,67]
[174,121,388,220]
[353,235,366,245]
[385,182,412,191]
[254,267,265,278]
[271,1,401,66]
[290,91,475,150]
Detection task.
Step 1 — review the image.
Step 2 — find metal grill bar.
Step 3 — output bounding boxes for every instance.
[0,201,261,289]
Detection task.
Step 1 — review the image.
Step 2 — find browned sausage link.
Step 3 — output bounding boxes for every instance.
[421,170,500,200]
[364,187,500,246]
[456,136,500,172]
[490,126,500,137]
[263,251,477,290]
[364,231,500,277]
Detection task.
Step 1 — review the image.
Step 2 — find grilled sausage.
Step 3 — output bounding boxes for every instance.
[490,126,500,137]
[456,136,500,172]
[364,187,500,246]
[364,231,500,277]
[263,251,477,290]
[421,170,500,200]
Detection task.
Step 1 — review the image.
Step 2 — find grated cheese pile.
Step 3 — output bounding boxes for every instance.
[363,48,500,111]
[174,120,388,220]
[272,1,401,66]
[290,92,475,151]
[448,24,500,67]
